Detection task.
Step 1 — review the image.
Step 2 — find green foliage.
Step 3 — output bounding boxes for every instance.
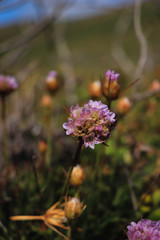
[152,189,160,207]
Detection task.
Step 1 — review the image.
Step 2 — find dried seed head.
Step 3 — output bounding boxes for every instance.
[70,165,85,186]
[89,80,102,98]
[117,97,132,114]
[65,197,86,220]
[10,201,69,240]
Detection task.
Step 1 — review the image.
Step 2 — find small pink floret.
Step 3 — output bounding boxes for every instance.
[105,70,120,82]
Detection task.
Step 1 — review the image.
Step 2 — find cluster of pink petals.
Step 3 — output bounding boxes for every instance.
[0,74,18,94]
[105,70,120,82]
[127,219,160,240]
[47,71,57,79]
[63,100,116,149]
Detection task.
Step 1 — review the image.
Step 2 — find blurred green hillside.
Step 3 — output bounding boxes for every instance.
[0,0,160,81]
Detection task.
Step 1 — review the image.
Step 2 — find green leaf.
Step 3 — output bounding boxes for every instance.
[152,189,160,206]
[149,208,160,220]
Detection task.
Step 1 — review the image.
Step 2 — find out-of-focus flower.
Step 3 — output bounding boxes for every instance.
[63,100,116,149]
[45,71,60,92]
[89,80,102,98]
[105,70,120,82]
[150,80,160,91]
[117,97,132,114]
[70,165,85,186]
[65,197,86,220]
[127,219,160,240]
[0,74,18,95]
[103,70,120,100]
[10,201,69,240]
[38,140,47,154]
[41,95,53,108]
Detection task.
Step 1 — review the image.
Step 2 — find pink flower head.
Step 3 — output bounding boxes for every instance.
[0,74,18,95]
[47,71,57,80]
[63,100,116,149]
[105,70,120,82]
[127,219,160,240]
[45,70,60,92]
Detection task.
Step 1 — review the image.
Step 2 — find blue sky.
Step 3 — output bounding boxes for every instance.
[0,0,138,27]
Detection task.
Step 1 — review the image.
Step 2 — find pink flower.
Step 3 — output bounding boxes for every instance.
[105,70,120,82]
[127,219,160,240]
[0,74,18,95]
[63,100,116,149]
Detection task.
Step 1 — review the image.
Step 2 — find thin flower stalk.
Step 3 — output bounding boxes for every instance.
[0,74,18,166]
[59,139,83,205]
[1,95,9,166]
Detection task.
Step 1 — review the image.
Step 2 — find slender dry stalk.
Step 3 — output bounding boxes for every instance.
[134,0,148,86]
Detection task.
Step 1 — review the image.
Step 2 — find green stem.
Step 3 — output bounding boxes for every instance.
[95,144,101,183]
[107,76,112,109]
[67,226,72,239]
[107,98,112,109]
[46,129,52,167]
[59,139,83,205]
[31,156,41,196]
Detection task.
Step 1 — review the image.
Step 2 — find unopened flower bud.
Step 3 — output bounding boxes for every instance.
[70,165,85,186]
[65,197,86,220]
[45,71,60,92]
[149,80,160,91]
[89,80,102,98]
[38,140,47,154]
[103,70,120,100]
[117,97,132,114]
[0,74,18,95]
[41,95,53,108]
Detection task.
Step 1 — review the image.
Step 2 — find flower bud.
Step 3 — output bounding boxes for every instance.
[45,71,60,92]
[70,165,85,187]
[41,95,53,108]
[149,80,160,91]
[0,74,18,95]
[117,97,132,114]
[65,197,86,220]
[89,80,102,98]
[38,140,47,154]
[103,70,120,100]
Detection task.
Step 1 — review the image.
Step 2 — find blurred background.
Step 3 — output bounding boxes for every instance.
[0,0,160,239]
